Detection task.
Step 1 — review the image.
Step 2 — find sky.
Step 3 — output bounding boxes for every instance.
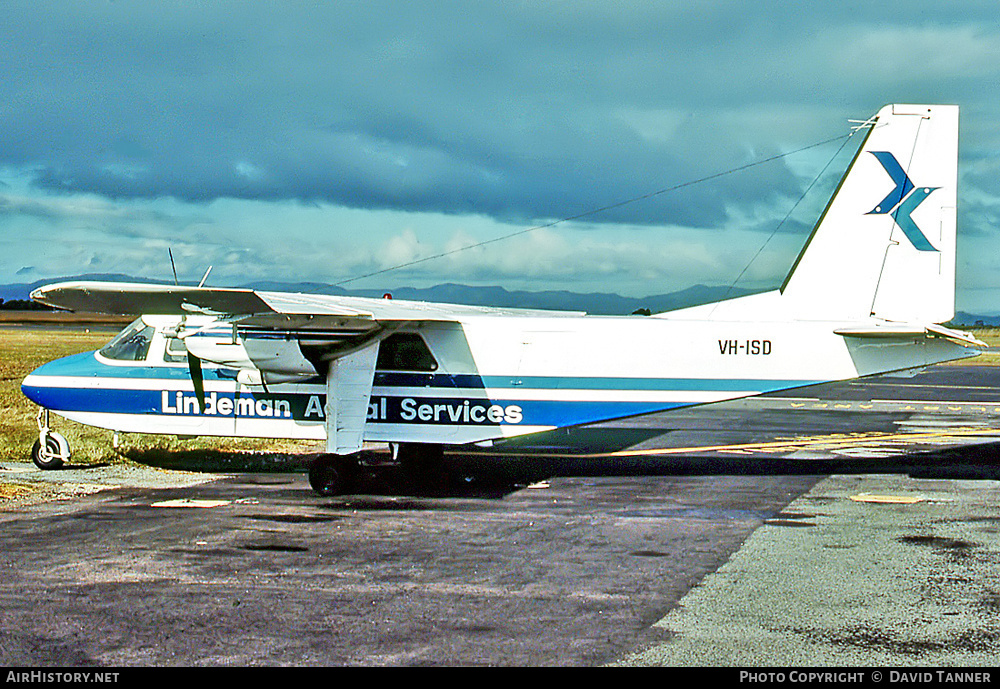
[2,1,1000,314]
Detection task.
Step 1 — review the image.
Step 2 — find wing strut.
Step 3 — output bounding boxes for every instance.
[325,341,380,455]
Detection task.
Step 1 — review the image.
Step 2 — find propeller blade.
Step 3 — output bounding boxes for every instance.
[187,351,207,413]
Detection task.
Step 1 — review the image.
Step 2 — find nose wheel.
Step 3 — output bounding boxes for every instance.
[32,409,70,470]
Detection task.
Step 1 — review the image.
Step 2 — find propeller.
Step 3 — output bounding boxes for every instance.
[166,250,215,414]
[175,314,213,415]
[187,350,207,414]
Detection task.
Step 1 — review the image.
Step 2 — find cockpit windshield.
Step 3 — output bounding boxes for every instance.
[99,318,155,361]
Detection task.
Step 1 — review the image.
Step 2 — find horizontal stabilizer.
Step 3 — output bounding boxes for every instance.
[834,323,986,348]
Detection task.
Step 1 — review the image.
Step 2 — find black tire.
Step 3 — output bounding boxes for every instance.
[308,455,356,496]
[31,437,65,470]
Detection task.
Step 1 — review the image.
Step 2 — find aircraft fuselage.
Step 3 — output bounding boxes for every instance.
[21,312,976,447]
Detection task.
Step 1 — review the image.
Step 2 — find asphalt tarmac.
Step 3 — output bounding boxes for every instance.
[1,364,999,667]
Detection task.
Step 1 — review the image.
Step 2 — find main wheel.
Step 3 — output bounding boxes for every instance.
[308,455,357,496]
[31,433,68,470]
[396,443,449,493]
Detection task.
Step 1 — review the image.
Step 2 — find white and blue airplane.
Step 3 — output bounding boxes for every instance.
[21,103,985,494]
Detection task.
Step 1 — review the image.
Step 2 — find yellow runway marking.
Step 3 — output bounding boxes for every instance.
[850,493,924,504]
[609,427,1000,459]
[151,498,231,508]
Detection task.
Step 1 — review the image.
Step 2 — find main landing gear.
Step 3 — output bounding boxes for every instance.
[307,443,448,496]
[32,409,70,470]
[308,453,359,496]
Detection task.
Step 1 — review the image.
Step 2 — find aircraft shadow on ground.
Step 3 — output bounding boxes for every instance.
[127,440,1000,500]
[485,442,1000,481]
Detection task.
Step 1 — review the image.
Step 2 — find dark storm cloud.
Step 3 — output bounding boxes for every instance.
[4,0,1000,245]
[0,1,837,228]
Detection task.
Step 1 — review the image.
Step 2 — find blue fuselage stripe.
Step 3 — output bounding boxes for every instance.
[22,351,821,429]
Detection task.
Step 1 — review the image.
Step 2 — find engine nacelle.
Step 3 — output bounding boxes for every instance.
[184,331,319,384]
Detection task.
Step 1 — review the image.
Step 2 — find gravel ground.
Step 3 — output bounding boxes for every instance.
[0,459,221,509]
[615,473,1000,667]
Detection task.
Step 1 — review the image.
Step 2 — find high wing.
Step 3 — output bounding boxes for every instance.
[31,279,584,366]
[30,280,583,322]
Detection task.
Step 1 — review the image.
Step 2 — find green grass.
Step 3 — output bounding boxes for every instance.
[1,325,317,468]
[945,327,1000,366]
[1,327,111,463]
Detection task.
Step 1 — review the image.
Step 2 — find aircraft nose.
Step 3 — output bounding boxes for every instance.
[20,351,98,410]
[21,360,59,407]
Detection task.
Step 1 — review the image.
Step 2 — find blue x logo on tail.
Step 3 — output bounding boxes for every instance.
[866,151,939,252]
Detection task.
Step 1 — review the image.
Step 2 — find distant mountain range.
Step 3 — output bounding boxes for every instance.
[2,272,998,325]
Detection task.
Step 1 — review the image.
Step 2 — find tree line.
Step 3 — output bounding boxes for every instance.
[0,298,53,310]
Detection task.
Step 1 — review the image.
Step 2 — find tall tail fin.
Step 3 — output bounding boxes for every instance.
[781,104,959,323]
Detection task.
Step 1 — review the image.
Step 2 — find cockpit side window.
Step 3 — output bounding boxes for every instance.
[99,319,155,362]
[376,333,438,372]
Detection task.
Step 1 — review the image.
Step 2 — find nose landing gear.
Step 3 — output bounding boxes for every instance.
[32,409,70,470]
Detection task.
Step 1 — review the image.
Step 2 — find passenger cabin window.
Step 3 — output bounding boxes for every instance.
[164,337,188,363]
[376,333,438,372]
[99,319,154,361]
